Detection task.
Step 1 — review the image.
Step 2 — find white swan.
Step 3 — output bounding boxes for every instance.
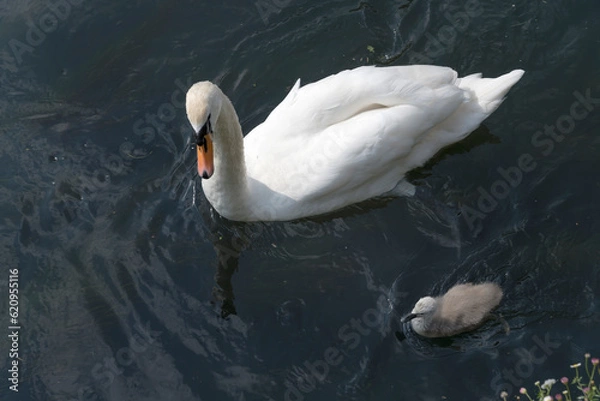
[185,65,524,221]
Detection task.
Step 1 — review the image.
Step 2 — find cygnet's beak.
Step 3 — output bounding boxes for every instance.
[401,312,417,323]
[196,133,214,179]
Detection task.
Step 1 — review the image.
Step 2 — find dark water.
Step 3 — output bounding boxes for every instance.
[1,1,599,400]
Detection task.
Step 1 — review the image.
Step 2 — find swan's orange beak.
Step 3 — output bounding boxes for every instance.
[197,134,214,179]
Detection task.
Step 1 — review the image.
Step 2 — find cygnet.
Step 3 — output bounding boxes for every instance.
[402,282,503,338]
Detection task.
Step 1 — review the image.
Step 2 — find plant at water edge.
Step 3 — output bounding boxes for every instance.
[500,354,599,401]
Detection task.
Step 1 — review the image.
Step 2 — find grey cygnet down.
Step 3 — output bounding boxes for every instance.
[403,283,503,338]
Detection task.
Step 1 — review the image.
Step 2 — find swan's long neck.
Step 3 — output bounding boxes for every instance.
[201,94,249,219]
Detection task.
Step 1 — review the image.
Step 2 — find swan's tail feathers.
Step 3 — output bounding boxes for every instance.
[458,69,525,114]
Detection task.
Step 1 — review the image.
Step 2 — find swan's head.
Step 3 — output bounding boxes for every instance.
[186,81,224,179]
[401,296,437,323]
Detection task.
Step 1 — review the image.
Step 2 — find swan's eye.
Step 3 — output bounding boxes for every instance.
[200,114,212,135]
[207,114,212,134]
[198,119,209,137]
[195,114,212,150]
[197,135,207,152]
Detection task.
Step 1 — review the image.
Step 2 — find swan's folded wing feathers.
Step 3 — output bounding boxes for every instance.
[250,105,427,204]
[245,75,467,206]
[286,96,463,203]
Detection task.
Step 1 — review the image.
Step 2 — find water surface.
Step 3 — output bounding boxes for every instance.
[1,1,599,400]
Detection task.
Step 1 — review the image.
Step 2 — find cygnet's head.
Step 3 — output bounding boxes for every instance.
[186,82,224,179]
[402,296,437,328]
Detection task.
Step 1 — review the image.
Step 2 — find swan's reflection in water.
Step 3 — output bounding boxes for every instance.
[207,213,253,318]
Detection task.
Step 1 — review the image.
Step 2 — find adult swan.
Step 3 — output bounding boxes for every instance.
[185,65,524,222]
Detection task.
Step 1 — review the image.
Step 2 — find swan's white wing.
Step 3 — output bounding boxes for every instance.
[245,77,466,208]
